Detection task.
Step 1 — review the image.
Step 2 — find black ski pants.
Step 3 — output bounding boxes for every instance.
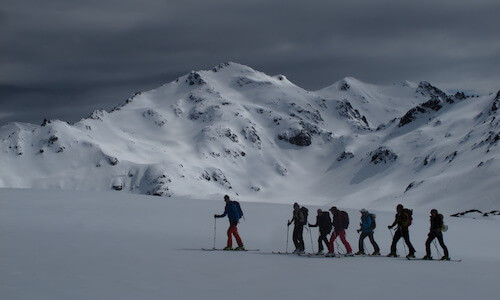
[425,231,449,257]
[293,224,305,251]
[390,228,416,254]
[359,232,380,253]
[317,231,329,252]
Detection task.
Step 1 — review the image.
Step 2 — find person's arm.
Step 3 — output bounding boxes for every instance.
[215,205,228,218]
[309,216,319,227]
[388,215,397,229]
[288,212,296,226]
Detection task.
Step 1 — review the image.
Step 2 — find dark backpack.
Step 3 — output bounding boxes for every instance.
[232,201,243,220]
[404,208,413,226]
[319,212,333,233]
[341,211,349,229]
[300,207,309,225]
[369,213,376,230]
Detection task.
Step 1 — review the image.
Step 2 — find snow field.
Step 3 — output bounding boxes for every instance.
[1,188,499,300]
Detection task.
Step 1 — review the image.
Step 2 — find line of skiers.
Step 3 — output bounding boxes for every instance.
[214,196,450,260]
[288,203,449,260]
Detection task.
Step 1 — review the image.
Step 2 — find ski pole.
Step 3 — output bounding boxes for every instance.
[335,239,345,255]
[213,217,217,250]
[402,239,408,256]
[359,231,366,254]
[400,228,408,256]
[389,228,396,256]
[307,226,315,254]
[433,240,441,257]
[391,227,408,256]
[286,223,290,254]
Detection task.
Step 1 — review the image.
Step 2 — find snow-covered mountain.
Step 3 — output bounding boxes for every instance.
[0,62,498,209]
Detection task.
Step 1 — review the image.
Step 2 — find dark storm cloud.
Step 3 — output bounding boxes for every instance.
[1,0,499,125]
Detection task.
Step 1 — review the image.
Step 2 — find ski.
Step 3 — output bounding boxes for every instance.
[299,253,344,258]
[201,248,260,252]
[271,251,297,255]
[406,257,462,262]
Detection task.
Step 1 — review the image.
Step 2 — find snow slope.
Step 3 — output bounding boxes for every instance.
[0,189,499,300]
[0,62,498,210]
[316,77,423,127]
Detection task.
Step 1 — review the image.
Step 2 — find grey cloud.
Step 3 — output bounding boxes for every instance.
[1,0,499,125]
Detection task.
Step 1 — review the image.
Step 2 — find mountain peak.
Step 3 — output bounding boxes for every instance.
[416,81,449,102]
[338,77,365,91]
[211,61,253,73]
[396,80,418,89]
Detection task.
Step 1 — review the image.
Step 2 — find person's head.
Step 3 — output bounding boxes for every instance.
[396,204,403,213]
[317,209,323,215]
[360,208,368,215]
[330,206,338,213]
[293,202,299,210]
[224,195,230,203]
[431,209,438,216]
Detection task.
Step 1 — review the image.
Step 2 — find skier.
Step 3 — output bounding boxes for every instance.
[214,195,245,251]
[308,209,332,255]
[423,209,450,260]
[287,203,306,254]
[355,209,380,255]
[387,204,416,258]
[327,207,352,256]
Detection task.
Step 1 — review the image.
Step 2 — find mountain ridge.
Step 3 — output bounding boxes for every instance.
[0,62,498,209]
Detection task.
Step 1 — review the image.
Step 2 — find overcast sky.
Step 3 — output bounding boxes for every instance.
[1,0,499,126]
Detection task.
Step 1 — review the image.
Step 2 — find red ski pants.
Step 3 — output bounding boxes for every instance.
[328,229,352,253]
[227,222,243,248]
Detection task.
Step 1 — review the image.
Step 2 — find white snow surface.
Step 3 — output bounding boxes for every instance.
[0,62,498,211]
[0,189,499,300]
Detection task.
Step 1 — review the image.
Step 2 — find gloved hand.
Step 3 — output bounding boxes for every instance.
[214,214,218,218]
[308,223,311,227]
[287,221,291,226]
[357,229,361,233]
[387,225,392,229]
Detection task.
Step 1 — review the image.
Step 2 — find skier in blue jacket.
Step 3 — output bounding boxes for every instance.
[215,195,245,251]
[355,209,380,255]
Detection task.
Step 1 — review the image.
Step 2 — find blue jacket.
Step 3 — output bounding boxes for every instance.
[360,213,373,233]
[216,201,242,222]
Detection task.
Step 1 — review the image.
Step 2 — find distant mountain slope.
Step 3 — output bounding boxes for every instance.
[0,62,498,209]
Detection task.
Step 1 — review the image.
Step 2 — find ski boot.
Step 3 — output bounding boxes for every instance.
[371,251,380,256]
[422,255,432,260]
[315,251,324,256]
[345,252,354,257]
[325,252,335,257]
[223,246,233,251]
[355,251,365,256]
[440,255,450,261]
[234,246,245,251]
[386,252,398,257]
[406,252,415,259]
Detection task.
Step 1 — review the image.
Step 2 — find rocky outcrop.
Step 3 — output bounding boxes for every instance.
[369,147,397,165]
[186,71,206,86]
[337,151,354,162]
[278,130,312,146]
